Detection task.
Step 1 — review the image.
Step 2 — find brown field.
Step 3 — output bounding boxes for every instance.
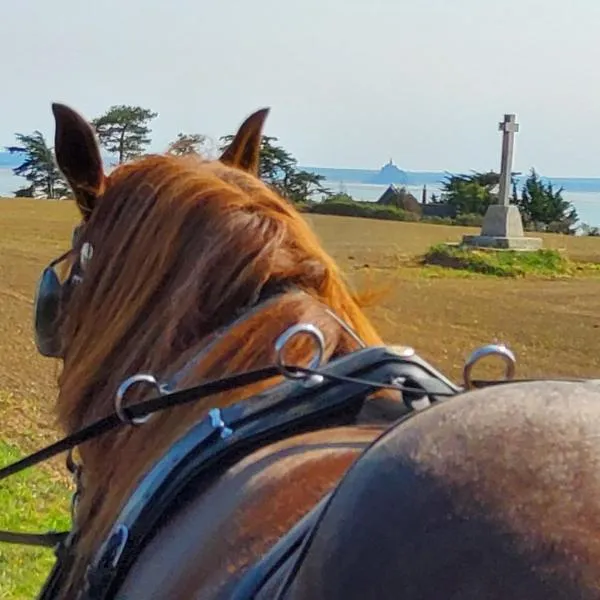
[1,198,600,465]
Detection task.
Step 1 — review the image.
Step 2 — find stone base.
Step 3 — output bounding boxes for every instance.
[481,204,524,237]
[462,235,543,250]
[462,203,543,250]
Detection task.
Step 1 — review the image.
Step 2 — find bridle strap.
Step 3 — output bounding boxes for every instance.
[0,530,69,548]
[0,365,282,483]
[0,366,591,484]
[1,340,593,557]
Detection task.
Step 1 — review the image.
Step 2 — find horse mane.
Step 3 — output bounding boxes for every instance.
[57,153,383,437]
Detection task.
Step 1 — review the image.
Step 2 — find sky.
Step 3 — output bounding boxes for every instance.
[2,0,600,177]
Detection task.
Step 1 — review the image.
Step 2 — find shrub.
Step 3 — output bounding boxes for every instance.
[323,193,355,204]
[422,244,570,277]
[454,213,484,227]
[306,200,420,222]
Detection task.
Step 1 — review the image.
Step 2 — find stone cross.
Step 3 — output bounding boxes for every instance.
[497,114,519,206]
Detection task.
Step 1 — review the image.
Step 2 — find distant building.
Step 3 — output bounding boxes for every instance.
[376,185,422,215]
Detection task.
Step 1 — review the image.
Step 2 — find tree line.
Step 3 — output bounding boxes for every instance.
[5,104,596,235]
[6,104,329,204]
[437,170,588,235]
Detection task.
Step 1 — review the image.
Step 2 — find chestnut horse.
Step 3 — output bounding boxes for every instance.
[16,103,600,599]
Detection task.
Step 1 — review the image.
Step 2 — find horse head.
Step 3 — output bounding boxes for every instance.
[35,102,387,596]
[46,102,385,425]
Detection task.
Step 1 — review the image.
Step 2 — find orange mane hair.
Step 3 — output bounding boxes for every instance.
[50,104,386,589]
[58,153,384,435]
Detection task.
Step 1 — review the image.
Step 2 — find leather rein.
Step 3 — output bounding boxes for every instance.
[0,328,582,550]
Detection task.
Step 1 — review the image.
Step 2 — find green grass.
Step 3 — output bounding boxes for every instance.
[0,442,71,599]
[421,243,600,277]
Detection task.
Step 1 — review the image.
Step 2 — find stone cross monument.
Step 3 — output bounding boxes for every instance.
[497,114,519,206]
[462,113,542,250]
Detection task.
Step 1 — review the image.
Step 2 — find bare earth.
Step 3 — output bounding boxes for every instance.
[1,198,599,469]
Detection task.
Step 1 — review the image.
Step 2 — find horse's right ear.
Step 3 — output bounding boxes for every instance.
[52,102,105,219]
[219,108,270,176]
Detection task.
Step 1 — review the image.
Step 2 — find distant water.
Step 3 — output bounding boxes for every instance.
[2,168,599,228]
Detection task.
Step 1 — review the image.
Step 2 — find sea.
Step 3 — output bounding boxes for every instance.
[2,166,600,228]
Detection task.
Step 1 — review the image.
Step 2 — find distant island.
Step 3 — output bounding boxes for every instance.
[302,159,445,187]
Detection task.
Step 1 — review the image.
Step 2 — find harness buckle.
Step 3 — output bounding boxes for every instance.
[208,408,233,439]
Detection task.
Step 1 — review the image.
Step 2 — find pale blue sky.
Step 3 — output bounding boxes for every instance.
[2,0,600,176]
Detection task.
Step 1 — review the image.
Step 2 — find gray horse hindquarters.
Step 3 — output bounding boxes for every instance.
[284,380,600,600]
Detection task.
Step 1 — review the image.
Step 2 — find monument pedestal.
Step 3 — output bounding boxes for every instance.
[481,205,524,237]
[461,234,543,250]
[462,204,543,251]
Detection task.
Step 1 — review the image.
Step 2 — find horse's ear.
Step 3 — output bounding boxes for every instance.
[52,102,105,219]
[219,108,270,176]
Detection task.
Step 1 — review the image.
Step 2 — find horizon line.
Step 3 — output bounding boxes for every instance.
[3,151,600,181]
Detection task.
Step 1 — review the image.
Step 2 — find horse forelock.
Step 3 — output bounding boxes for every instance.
[53,152,383,595]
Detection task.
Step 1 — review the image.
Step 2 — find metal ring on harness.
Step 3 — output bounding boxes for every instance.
[463,344,517,390]
[114,374,163,426]
[274,323,325,380]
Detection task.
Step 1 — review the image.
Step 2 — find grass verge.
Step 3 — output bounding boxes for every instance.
[421,243,600,277]
[0,441,71,600]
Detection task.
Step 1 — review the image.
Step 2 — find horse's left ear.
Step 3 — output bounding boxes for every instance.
[52,102,106,219]
[219,108,270,176]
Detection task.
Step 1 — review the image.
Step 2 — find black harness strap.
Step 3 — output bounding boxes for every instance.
[0,530,68,548]
[79,347,459,599]
[0,372,578,486]
[0,366,282,483]
[31,347,458,600]
[0,367,282,553]
[0,348,466,484]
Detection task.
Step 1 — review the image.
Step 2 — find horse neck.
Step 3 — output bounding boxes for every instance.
[63,290,375,594]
